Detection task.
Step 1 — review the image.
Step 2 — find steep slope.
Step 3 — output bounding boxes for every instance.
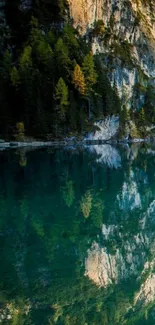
[68,0,155,110]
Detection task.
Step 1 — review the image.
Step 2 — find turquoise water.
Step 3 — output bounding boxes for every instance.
[1,144,155,324]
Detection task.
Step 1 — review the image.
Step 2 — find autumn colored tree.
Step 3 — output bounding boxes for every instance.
[72,64,86,96]
[15,122,25,141]
[80,190,92,218]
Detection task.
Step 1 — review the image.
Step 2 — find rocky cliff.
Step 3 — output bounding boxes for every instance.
[68,0,155,110]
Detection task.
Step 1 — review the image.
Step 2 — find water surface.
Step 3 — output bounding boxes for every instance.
[1,144,155,324]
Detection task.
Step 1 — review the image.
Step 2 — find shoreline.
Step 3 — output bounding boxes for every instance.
[0,137,152,149]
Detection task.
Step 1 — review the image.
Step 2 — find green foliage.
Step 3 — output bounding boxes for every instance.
[36,39,53,65]
[82,53,97,93]
[2,50,12,80]
[61,179,75,207]
[0,0,141,139]
[139,107,146,125]
[55,38,71,75]
[92,20,105,36]
[10,67,20,87]
[63,23,79,51]
[15,122,25,141]
[19,46,32,73]
[55,78,69,117]
[120,105,130,126]
[80,190,92,218]
[113,40,133,65]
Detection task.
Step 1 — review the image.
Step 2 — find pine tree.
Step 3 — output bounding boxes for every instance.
[3,50,12,81]
[82,53,97,118]
[36,39,53,66]
[55,78,69,117]
[82,53,97,93]
[124,106,130,122]
[55,38,70,76]
[19,46,32,73]
[139,107,145,124]
[72,64,86,95]
[10,67,20,87]
[80,190,92,218]
[120,105,130,125]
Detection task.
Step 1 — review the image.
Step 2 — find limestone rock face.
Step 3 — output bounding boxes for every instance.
[86,116,120,141]
[67,0,103,33]
[85,232,148,288]
[68,0,155,110]
[68,0,155,38]
[85,194,155,307]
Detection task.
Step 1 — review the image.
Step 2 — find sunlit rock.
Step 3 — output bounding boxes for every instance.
[135,272,155,306]
[68,0,155,110]
[85,235,147,287]
[87,116,119,141]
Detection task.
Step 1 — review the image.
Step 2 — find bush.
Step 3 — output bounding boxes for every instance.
[15,122,25,141]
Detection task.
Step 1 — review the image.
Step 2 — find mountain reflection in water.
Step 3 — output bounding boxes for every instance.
[0,144,155,324]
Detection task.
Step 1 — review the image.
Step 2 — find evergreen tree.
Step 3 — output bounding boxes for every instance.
[80,190,92,218]
[63,23,79,56]
[139,107,145,125]
[19,46,32,74]
[82,53,97,93]
[55,78,69,118]
[55,38,70,76]
[120,105,130,126]
[2,50,12,81]
[36,39,53,66]
[72,64,86,96]
[10,67,20,87]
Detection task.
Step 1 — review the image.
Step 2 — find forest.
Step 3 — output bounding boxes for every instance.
[0,0,125,139]
[0,0,155,139]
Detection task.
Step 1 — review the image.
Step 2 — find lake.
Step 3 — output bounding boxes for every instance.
[0,143,155,324]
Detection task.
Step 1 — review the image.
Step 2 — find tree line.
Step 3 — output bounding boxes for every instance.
[0,0,120,139]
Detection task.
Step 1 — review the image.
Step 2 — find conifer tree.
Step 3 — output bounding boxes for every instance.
[81,53,97,118]
[10,67,20,87]
[139,107,145,124]
[3,50,12,81]
[72,64,86,95]
[120,105,130,125]
[55,38,70,75]
[82,53,97,93]
[55,78,69,117]
[19,46,32,73]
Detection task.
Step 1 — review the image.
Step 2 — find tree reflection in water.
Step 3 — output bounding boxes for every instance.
[0,144,155,324]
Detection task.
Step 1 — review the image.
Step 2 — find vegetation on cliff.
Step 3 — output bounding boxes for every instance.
[0,0,155,140]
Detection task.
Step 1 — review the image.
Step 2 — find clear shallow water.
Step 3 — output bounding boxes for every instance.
[1,144,155,324]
